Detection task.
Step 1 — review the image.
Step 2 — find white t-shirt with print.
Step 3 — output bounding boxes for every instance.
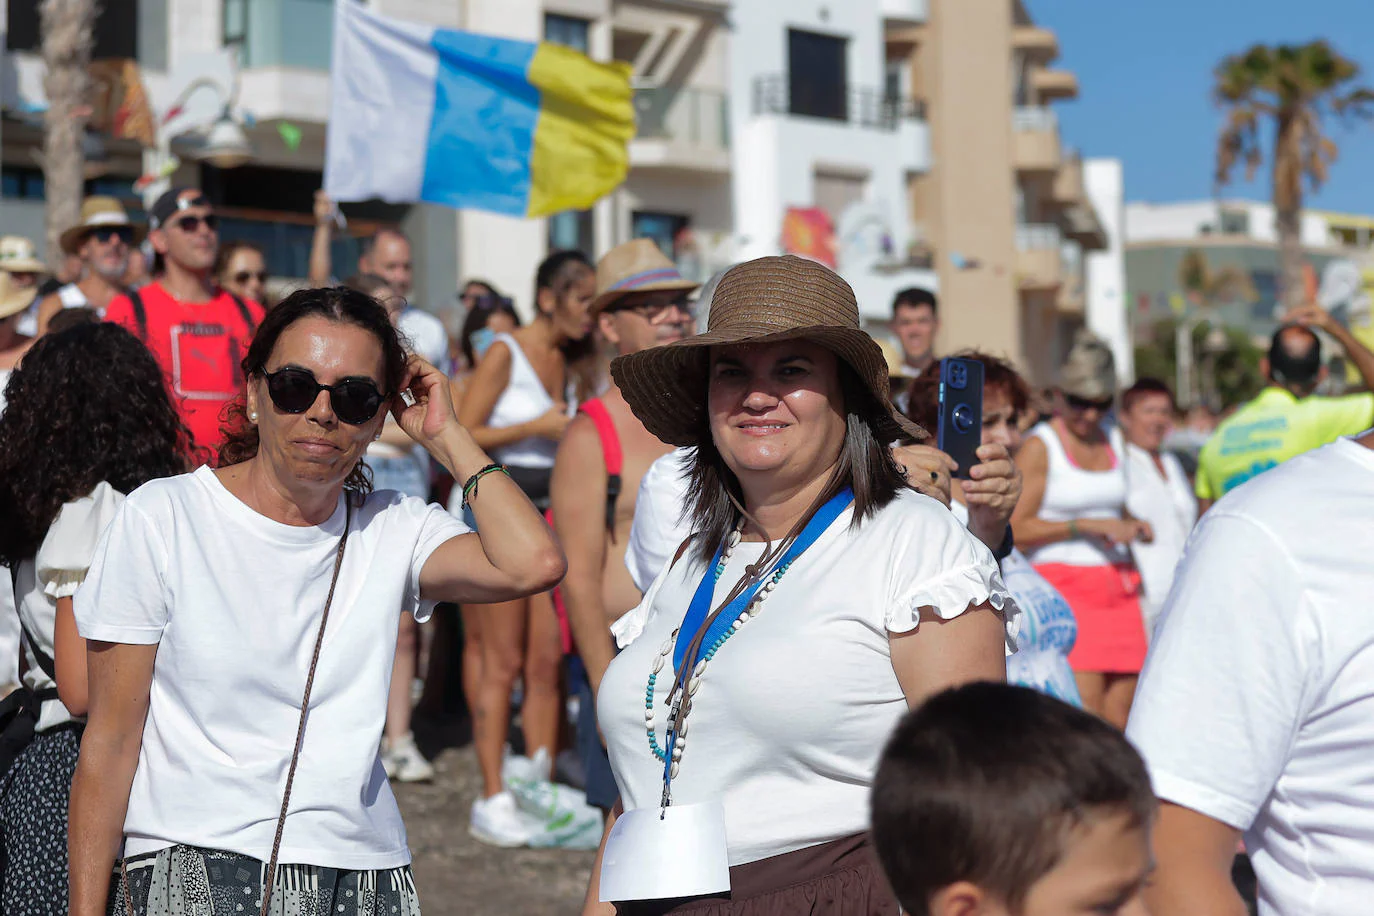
[1123,443,1197,636]
[75,466,469,869]
[601,489,1016,866]
[17,481,123,731]
[1126,436,1374,916]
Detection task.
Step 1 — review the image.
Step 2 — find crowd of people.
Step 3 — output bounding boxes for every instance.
[1,182,1373,916]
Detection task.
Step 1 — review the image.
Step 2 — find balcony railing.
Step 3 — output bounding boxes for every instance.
[1012,105,1058,132]
[1016,223,1062,251]
[753,74,926,130]
[634,87,730,150]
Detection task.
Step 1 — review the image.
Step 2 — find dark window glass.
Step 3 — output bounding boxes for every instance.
[8,0,138,58]
[787,29,847,121]
[548,210,594,257]
[631,212,690,260]
[545,13,590,54]
[0,167,46,200]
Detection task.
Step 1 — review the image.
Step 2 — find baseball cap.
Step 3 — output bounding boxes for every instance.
[148,188,212,230]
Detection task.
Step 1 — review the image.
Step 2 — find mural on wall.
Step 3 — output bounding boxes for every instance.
[782,206,837,268]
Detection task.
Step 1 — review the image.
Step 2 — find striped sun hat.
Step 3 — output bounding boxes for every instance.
[590,238,699,316]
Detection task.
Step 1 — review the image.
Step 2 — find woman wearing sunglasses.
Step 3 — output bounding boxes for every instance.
[214,241,270,308]
[1012,333,1152,729]
[68,286,565,916]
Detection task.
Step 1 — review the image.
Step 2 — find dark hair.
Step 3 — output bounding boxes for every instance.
[0,323,191,566]
[217,286,408,492]
[685,354,907,564]
[213,240,266,284]
[459,292,521,367]
[534,249,599,400]
[1268,323,1322,390]
[1121,377,1177,415]
[871,683,1156,916]
[46,306,100,335]
[892,287,938,318]
[461,278,498,299]
[902,351,1032,439]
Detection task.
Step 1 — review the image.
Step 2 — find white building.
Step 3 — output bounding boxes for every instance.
[0,0,733,323]
[728,0,937,326]
[1125,199,1333,248]
[1083,158,1132,381]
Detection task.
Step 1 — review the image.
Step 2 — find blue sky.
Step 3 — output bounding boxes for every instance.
[1034,0,1374,213]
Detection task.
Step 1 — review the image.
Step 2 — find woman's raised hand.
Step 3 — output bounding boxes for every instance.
[392,356,462,447]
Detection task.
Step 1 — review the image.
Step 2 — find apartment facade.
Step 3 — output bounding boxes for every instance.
[0,0,733,323]
[890,0,1108,382]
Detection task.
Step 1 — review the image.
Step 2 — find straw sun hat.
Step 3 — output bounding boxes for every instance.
[590,238,699,316]
[611,255,926,448]
[0,270,37,321]
[59,196,146,255]
[1059,330,1118,401]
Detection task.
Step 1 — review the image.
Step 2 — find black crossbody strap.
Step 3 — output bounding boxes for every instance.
[128,289,148,341]
[9,563,55,682]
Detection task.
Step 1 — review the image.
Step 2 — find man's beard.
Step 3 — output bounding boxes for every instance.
[93,256,130,282]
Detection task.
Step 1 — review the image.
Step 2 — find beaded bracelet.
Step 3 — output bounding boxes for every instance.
[461,463,509,509]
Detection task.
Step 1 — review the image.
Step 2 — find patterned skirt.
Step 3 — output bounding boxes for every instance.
[0,723,83,916]
[108,845,422,916]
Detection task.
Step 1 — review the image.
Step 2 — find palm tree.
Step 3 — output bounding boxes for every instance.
[1174,248,1256,407]
[1214,41,1374,310]
[40,0,97,272]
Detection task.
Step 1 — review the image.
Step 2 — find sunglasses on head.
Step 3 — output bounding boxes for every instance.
[233,270,268,284]
[1066,393,1114,413]
[171,214,218,234]
[264,367,387,426]
[90,226,134,245]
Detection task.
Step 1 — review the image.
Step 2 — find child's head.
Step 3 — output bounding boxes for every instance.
[871,683,1156,916]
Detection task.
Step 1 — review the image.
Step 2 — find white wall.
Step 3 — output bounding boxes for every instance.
[1126,198,1333,248]
[1084,158,1133,382]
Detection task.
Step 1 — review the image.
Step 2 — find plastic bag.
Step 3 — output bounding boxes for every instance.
[503,748,604,850]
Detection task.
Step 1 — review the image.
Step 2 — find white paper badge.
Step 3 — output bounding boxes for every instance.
[599,802,731,903]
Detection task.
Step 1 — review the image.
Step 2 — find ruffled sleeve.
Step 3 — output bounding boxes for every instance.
[36,482,125,600]
[880,493,1020,655]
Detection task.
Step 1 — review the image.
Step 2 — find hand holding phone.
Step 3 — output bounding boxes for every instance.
[937,358,984,480]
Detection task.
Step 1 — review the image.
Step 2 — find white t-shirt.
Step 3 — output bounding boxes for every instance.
[396,305,449,369]
[1123,443,1197,636]
[75,466,469,868]
[624,447,694,593]
[1126,437,1374,916]
[16,481,123,731]
[601,489,1015,866]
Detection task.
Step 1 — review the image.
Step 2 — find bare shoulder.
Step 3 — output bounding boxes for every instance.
[1016,433,1048,468]
[555,413,603,464]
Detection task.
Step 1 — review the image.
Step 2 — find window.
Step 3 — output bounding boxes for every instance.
[1219,208,1250,235]
[545,13,594,256]
[813,170,865,226]
[632,212,690,260]
[787,29,847,121]
[884,58,904,104]
[8,0,139,58]
[545,13,590,54]
[2,168,46,201]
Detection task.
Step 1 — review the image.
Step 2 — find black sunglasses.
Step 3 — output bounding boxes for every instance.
[264,367,387,426]
[171,214,219,234]
[91,226,134,245]
[233,270,268,284]
[1066,393,1114,413]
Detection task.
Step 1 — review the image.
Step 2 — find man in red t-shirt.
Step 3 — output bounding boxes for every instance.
[106,188,264,461]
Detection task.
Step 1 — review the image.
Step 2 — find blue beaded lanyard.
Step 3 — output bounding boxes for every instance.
[656,488,854,809]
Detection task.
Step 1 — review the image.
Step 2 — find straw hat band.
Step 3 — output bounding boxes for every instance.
[607,267,688,293]
[83,211,133,227]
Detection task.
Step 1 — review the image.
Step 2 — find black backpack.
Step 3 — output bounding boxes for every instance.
[0,566,61,776]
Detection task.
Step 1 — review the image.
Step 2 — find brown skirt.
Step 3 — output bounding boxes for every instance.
[614,833,899,916]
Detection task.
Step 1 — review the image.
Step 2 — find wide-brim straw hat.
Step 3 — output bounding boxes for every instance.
[591,238,699,316]
[1059,330,1118,401]
[611,255,927,447]
[0,270,37,320]
[60,196,146,255]
[0,236,45,274]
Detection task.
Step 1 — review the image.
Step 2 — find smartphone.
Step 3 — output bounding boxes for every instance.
[937,357,984,479]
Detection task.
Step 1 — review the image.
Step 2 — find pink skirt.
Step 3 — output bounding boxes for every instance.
[1034,563,1147,674]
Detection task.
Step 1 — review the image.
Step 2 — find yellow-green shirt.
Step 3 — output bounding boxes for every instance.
[1195,387,1374,500]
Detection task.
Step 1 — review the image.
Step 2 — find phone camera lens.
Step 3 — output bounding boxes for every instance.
[953,404,974,433]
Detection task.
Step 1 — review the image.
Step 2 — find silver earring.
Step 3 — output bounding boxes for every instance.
[248,411,258,423]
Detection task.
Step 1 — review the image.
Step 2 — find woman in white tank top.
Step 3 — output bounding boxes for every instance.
[1012,335,1152,728]
[454,251,598,845]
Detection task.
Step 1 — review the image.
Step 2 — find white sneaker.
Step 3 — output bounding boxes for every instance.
[470,790,540,848]
[381,733,435,783]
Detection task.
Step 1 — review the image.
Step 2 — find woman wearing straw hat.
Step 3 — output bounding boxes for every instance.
[0,270,38,414]
[1012,333,1152,729]
[584,255,1015,914]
